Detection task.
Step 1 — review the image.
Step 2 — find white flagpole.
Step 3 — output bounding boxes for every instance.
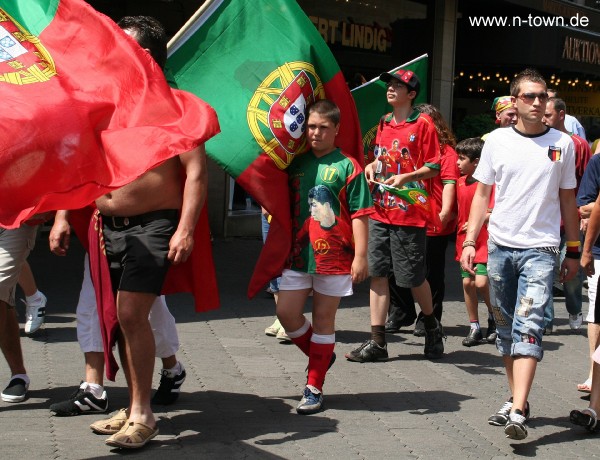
[167,0,221,54]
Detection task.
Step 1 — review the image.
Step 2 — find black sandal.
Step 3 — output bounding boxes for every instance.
[570,407,599,432]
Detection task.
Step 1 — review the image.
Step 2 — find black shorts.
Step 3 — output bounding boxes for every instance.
[367,219,427,288]
[102,210,178,295]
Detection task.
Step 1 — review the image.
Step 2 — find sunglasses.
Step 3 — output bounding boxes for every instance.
[518,92,549,103]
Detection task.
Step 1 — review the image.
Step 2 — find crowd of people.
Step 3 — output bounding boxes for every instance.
[2,14,600,451]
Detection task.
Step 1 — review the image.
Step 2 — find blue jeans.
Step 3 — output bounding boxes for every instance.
[261,214,281,293]
[544,234,583,328]
[487,241,556,361]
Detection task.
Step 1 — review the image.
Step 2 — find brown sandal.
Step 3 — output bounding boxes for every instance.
[105,421,159,449]
[90,408,128,434]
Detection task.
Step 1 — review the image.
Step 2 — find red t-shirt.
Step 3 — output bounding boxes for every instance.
[455,175,494,263]
[295,217,354,273]
[426,144,459,236]
[371,110,441,227]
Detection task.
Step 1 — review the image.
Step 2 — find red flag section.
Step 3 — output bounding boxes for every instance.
[1,0,220,228]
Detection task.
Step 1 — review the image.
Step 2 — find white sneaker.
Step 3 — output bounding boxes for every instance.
[265,318,281,336]
[569,312,583,330]
[276,328,292,343]
[24,292,47,334]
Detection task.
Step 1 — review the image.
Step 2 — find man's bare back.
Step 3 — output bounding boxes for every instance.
[96,157,183,216]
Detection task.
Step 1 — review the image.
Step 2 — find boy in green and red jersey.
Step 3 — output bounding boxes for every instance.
[277,99,372,415]
[345,69,445,362]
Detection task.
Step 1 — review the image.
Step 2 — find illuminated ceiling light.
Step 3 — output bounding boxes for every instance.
[477,72,481,76]
[469,75,473,79]
[460,71,464,76]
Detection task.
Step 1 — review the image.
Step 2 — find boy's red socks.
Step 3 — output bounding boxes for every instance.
[307,340,335,391]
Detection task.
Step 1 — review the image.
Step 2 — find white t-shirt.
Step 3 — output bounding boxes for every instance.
[475,126,576,248]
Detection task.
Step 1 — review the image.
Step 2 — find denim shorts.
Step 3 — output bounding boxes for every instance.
[487,240,556,361]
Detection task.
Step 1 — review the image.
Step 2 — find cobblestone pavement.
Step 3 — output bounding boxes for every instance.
[0,236,597,459]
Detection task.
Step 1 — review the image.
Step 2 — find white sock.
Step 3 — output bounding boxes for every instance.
[84,382,105,399]
[11,374,29,385]
[470,322,480,330]
[25,291,43,305]
[163,361,183,378]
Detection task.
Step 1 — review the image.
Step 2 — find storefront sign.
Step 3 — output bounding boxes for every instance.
[562,35,600,66]
[309,16,390,52]
[562,91,600,118]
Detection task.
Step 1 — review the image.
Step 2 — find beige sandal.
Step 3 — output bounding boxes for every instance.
[105,421,158,449]
[90,408,128,434]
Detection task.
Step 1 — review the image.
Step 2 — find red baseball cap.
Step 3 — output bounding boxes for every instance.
[380,69,420,96]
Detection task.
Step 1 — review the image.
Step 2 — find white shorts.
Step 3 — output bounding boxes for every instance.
[586,258,600,324]
[77,253,179,357]
[0,225,37,307]
[279,269,353,297]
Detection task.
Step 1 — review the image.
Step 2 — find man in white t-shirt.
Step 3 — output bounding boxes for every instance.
[460,69,580,440]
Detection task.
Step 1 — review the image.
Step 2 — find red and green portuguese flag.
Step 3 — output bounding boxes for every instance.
[168,0,363,298]
[352,54,428,164]
[0,0,220,228]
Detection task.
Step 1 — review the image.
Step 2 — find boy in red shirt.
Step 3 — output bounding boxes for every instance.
[455,138,495,346]
[345,69,444,362]
[277,99,372,414]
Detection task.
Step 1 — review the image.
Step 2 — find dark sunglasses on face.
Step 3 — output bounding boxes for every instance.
[518,92,549,103]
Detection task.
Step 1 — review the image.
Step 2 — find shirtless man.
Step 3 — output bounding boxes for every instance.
[50,16,207,449]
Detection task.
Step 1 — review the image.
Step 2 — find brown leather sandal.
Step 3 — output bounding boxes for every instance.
[89,408,128,434]
[105,421,159,449]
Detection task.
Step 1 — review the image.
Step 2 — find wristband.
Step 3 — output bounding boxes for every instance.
[565,251,581,259]
[566,241,580,247]
[462,240,476,248]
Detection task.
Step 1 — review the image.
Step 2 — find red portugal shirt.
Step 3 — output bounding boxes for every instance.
[426,144,459,236]
[371,110,441,227]
[455,175,494,263]
[288,148,373,274]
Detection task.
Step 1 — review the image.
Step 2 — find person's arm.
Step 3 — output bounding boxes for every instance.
[559,188,581,283]
[439,182,456,229]
[383,165,439,188]
[49,210,71,256]
[350,215,369,283]
[582,193,600,277]
[168,144,207,265]
[459,182,493,274]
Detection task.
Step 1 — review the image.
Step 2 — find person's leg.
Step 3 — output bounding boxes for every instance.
[475,272,496,343]
[412,280,433,316]
[426,235,449,321]
[486,241,519,426]
[307,290,340,391]
[462,275,484,346]
[463,276,479,323]
[276,271,312,356]
[17,261,37,297]
[386,272,416,331]
[0,300,26,376]
[18,252,46,335]
[116,291,156,427]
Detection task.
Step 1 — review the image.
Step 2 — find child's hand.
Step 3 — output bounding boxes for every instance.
[459,246,476,275]
[351,255,368,284]
[384,173,408,188]
[459,223,468,234]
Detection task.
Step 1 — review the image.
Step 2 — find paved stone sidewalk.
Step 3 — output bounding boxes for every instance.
[0,237,597,459]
